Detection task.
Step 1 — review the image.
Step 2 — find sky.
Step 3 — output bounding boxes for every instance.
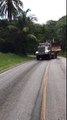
[22,0,66,24]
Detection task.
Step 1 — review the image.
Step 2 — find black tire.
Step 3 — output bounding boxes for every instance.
[54,53,57,58]
[51,53,57,59]
[36,55,40,60]
[48,54,51,60]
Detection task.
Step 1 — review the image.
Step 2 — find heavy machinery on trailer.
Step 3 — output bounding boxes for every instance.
[35,41,61,60]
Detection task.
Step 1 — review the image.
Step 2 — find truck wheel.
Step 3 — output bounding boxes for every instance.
[48,54,51,60]
[55,53,57,58]
[36,56,40,60]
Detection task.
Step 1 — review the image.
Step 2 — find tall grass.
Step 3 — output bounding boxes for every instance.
[0,52,33,72]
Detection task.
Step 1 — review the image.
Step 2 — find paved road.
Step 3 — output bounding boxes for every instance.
[46,57,66,120]
[0,57,66,120]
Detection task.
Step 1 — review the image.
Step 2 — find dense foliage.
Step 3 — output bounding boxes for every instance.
[0,7,66,55]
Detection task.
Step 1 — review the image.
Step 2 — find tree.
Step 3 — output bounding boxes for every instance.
[0,8,38,55]
[0,0,23,20]
[17,9,37,30]
[45,20,57,40]
[27,34,38,54]
[55,16,66,50]
[29,23,44,41]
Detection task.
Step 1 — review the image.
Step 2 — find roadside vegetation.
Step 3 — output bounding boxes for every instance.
[0,52,33,72]
[0,15,66,55]
[58,51,67,58]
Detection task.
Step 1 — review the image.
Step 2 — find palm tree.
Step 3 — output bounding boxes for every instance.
[0,0,23,20]
[17,9,37,29]
[22,8,37,22]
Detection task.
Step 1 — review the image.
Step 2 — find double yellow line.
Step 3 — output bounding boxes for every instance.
[41,63,49,120]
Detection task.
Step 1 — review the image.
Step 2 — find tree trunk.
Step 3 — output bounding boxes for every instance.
[7,0,12,21]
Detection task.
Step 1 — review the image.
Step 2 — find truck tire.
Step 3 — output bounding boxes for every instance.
[48,54,51,60]
[36,55,40,60]
[55,53,57,58]
[53,53,57,59]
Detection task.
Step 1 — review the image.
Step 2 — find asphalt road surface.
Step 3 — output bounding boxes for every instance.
[0,57,66,120]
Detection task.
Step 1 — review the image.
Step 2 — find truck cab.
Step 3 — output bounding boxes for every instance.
[35,42,51,60]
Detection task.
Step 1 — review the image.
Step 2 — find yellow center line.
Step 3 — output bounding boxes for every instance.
[41,63,49,120]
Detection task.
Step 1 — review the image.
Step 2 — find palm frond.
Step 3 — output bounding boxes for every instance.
[26,9,31,14]
[0,0,23,20]
[0,4,6,16]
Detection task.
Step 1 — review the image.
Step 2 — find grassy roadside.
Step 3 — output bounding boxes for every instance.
[58,51,66,58]
[0,52,33,72]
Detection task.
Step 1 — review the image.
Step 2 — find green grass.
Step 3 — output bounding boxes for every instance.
[58,51,66,57]
[0,52,33,72]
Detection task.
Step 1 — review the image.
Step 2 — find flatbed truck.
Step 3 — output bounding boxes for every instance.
[35,41,61,60]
